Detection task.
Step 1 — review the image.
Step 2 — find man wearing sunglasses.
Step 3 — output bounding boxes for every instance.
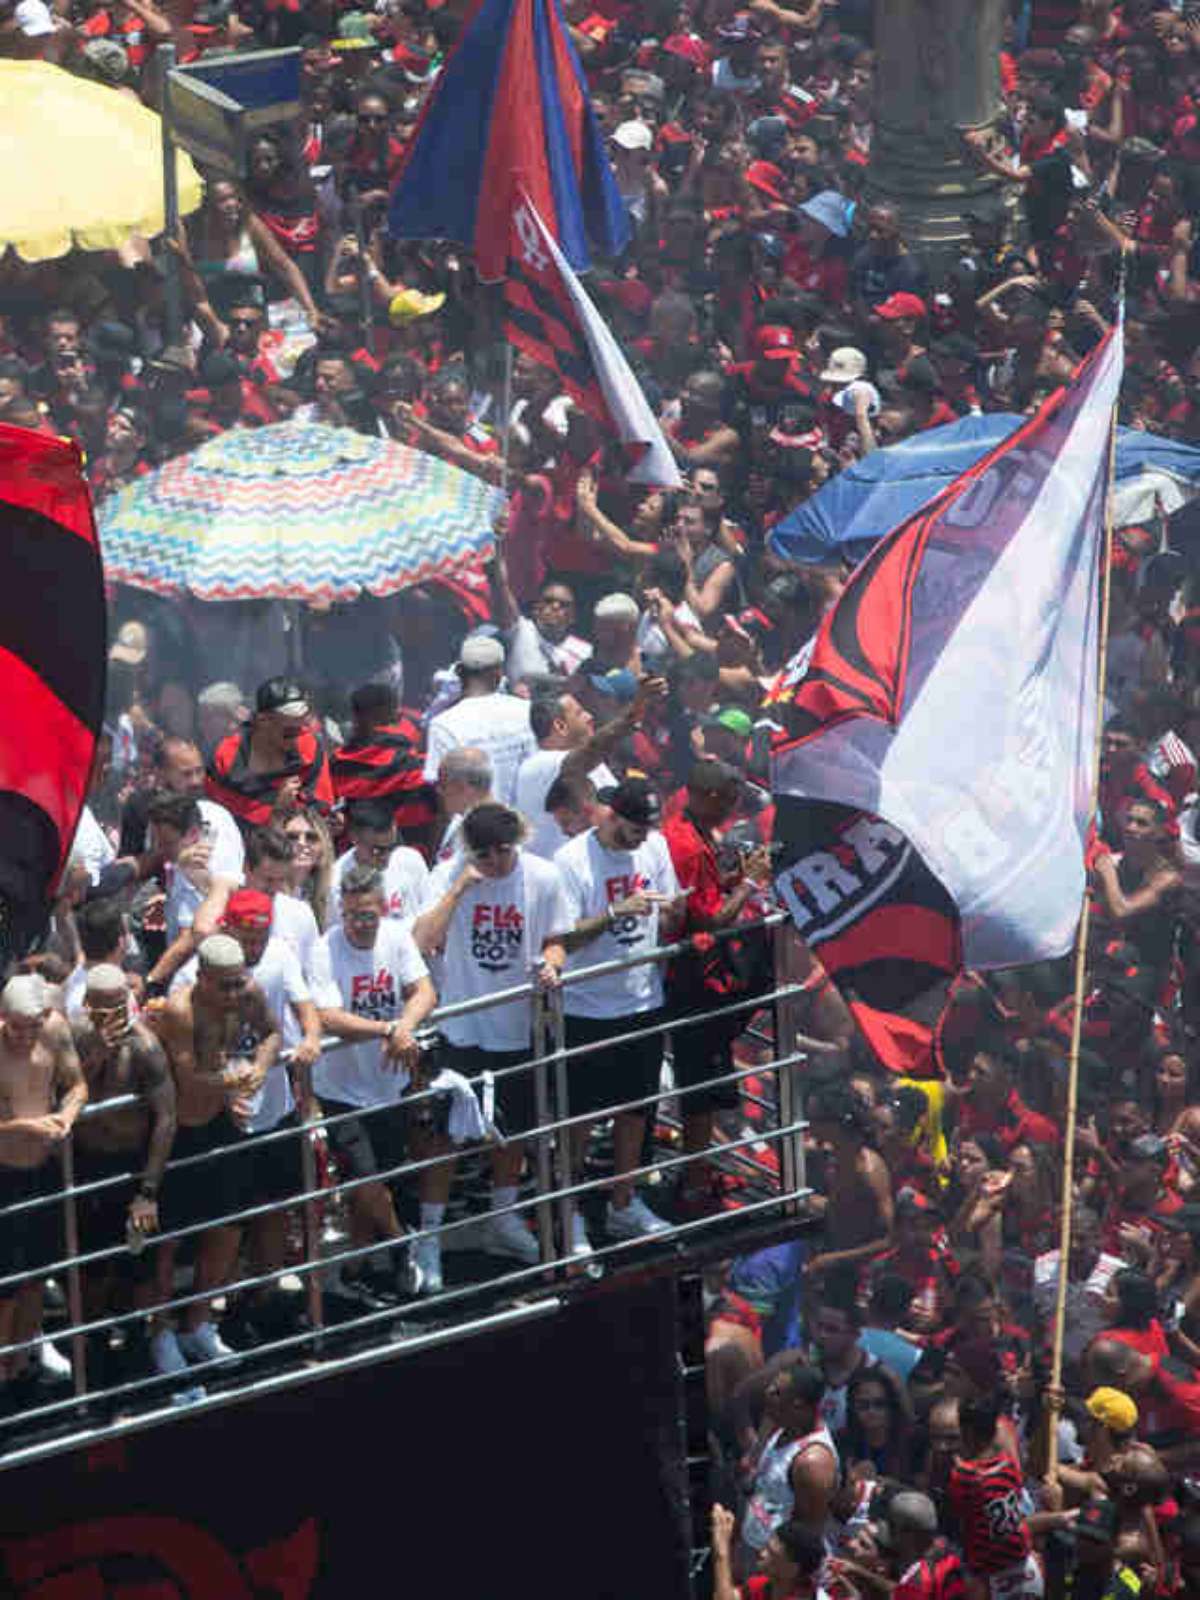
[153,935,280,1382]
[326,799,429,928]
[313,865,482,1299]
[413,802,569,1266]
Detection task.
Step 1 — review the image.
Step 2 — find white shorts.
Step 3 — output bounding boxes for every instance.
[987,1554,1043,1600]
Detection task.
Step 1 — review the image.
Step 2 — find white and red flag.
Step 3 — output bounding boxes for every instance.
[769,323,1124,1070]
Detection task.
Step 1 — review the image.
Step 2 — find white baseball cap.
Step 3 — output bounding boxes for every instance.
[613,120,654,152]
[15,1,55,37]
[459,634,505,671]
[820,346,869,384]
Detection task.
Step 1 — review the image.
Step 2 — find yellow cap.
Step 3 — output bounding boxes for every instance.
[388,288,447,325]
[1086,1386,1138,1434]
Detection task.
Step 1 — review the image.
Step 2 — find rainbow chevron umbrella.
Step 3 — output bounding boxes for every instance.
[97,422,504,601]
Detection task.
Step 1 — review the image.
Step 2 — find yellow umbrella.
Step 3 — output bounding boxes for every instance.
[0,59,203,262]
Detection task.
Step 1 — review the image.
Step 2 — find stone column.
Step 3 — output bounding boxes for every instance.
[867,0,1015,273]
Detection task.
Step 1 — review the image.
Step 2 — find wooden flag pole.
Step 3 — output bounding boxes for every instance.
[1046,309,1125,1478]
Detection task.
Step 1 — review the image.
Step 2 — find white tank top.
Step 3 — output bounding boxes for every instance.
[742,1422,839,1551]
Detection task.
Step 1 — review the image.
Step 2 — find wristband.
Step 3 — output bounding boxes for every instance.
[144,977,167,1000]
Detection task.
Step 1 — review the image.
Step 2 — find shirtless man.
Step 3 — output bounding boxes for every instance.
[0,975,87,1398]
[803,1082,893,1280]
[151,934,279,1380]
[71,966,176,1350]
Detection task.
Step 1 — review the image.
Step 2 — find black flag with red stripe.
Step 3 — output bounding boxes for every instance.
[503,220,608,427]
[0,424,106,959]
[772,794,960,1078]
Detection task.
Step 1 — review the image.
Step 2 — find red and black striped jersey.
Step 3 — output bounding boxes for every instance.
[206,727,334,831]
[330,720,437,839]
[948,1452,1031,1575]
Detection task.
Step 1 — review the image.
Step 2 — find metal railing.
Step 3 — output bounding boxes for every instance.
[0,911,820,1463]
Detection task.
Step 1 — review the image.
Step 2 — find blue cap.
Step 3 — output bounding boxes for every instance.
[797,189,853,239]
[586,668,638,703]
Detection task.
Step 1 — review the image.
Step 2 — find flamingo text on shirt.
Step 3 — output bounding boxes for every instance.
[470,904,524,972]
[351,968,397,1021]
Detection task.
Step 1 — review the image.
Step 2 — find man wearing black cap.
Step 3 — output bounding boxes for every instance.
[207,677,334,832]
[555,777,688,1249]
[1099,1132,1184,1257]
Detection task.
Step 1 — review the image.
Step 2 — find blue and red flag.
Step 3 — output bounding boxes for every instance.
[387,0,630,281]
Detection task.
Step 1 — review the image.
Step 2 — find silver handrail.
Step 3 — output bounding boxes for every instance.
[0,911,813,1439]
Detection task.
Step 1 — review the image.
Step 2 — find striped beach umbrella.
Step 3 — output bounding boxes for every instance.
[98,422,504,602]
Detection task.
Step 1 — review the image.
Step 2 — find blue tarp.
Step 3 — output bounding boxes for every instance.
[770,414,1200,566]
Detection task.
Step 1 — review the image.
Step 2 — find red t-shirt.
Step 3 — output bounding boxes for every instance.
[957,1088,1058,1151]
[661,811,724,925]
[1105,1320,1170,1361]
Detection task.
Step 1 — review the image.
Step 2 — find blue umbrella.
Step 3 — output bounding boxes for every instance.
[770,414,1200,566]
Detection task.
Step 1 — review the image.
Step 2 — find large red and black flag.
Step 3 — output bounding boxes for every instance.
[0,424,106,959]
[770,327,1124,1076]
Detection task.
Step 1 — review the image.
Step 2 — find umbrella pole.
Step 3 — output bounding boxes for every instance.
[1047,382,1121,1480]
[159,43,183,348]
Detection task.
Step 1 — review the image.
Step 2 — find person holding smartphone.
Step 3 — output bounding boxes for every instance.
[554,777,690,1253]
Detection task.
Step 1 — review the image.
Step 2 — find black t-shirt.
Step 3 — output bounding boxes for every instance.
[850,247,928,309]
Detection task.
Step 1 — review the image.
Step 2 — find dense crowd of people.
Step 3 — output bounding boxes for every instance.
[3,0,1200,1591]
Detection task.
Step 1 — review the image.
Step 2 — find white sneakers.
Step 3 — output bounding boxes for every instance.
[150,1327,188,1376]
[150,1327,206,1407]
[606,1194,671,1240]
[569,1210,594,1257]
[479,1208,540,1265]
[177,1321,236,1364]
[38,1339,72,1382]
[411,1233,444,1296]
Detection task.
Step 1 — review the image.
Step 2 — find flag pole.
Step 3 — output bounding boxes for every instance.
[500,336,514,497]
[1047,285,1125,1478]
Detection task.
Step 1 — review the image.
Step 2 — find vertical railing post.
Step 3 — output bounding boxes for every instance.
[59,1138,88,1401]
[296,1063,325,1355]
[531,991,556,1266]
[546,984,576,1273]
[772,925,807,1209]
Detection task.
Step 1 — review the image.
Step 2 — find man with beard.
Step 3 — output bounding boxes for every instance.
[152,935,279,1379]
[71,965,176,1376]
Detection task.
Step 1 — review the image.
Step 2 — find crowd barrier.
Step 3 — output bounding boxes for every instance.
[0,912,816,1453]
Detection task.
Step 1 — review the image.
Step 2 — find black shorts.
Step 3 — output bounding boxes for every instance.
[0,1160,62,1284]
[563,1011,664,1120]
[73,1145,138,1254]
[322,1099,410,1185]
[666,982,742,1114]
[162,1114,253,1236]
[243,1112,307,1208]
[438,1043,537,1138]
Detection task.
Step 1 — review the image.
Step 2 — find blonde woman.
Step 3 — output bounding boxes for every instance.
[282,807,336,931]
